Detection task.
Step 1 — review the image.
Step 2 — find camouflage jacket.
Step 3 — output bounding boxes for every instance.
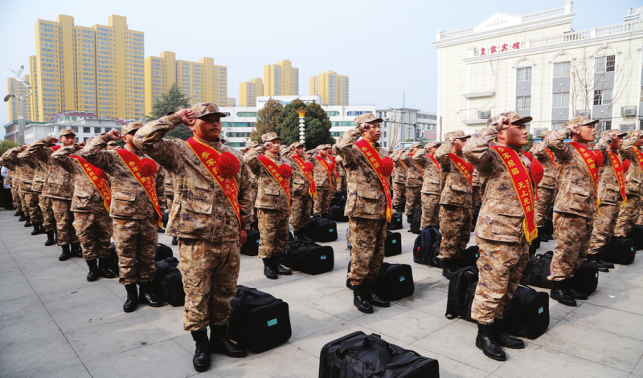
[282,154,311,197]
[245,147,292,212]
[619,141,643,197]
[4,168,13,186]
[529,141,556,190]
[464,124,534,243]
[52,145,109,214]
[594,134,624,205]
[435,139,472,208]
[412,149,441,195]
[546,127,598,217]
[133,113,254,241]
[401,151,423,188]
[28,137,74,200]
[334,127,389,220]
[310,154,333,188]
[3,148,35,191]
[80,134,166,220]
[392,151,407,184]
[335,155,346,177]
[162,167,175,197]
[472,169,482,188]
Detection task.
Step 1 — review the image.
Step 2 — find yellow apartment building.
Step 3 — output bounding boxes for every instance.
[309,71,349,106]
[239,78,263,107]
[263,60,299,96]
[7,77,33,122]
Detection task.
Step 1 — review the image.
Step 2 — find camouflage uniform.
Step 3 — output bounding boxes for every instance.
[471,169,483,208]
[639,207,643,226]
[545,117,599,281]
[244,141,260,226]
[245,132,292,259]
[52,145,113,261]
[436,131,473,261]
[8,168,22,212]
[529,131,557,228]
[24,141,54,231]
[412,143,442,229]
[335,154,347,192]
[391,150,407,210]
[3,148,38,223]
[336,114,389,285]
[614,131,643,237]
[283,142,313,232]
[80,125,166,286]
[401,143,422,217]
[311,145,333,215]
[163,168,175,211]
[464,112,533,324]
[134,103,254,331]
[588,130,627,255]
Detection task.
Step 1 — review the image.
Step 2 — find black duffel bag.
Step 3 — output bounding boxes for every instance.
[412,226,441,267]
[446,266,479,319]
[388,210,403,230]
[319,331,440,378]
[628,225,643,250]
[502,285,550,339]
[371,263,414,301]
[521,251,598,295]
[409,206,422,234]
[385,231,402,257]
[306,217,338,242]
[241,228,260,256]
[602,237,636,265]
[153,257,184,307]
[328,204,349,222]
[283,240,334,275]
[155,243,173,261]
[227,285,292,354]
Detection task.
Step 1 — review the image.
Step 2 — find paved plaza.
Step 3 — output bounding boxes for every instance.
[1,209,642,378]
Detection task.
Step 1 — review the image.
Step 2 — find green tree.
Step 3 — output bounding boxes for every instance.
[250,97,282,143]
[0,140,20,157]
[522,134,534,153]
[277,99,334,150]
[146,82,192,140]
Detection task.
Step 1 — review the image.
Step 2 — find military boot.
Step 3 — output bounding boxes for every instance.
[293,229,308,241]
[86,259,100,282]
[191,330,211,372]
[263,258,278,279]
[597,250,615,269]
[44,230,56,246]
[441,259,458,280]
[171,236,178,246]
[476,323,506,361]
[138,282,163,307]
[31,223,44,235]
[98,258,115,278]
[363,281,390,308]
[71,242,83,258]
[209,324,247,357]
[123,283,139,312]
[550,279,576,307]
[586,254,609,272]
[58,244,72,261]
[353,284,374,314]
[14,210,22,216]
[24,218,32,227]
[272,256,292,275]
[493,319,525,349]
[18,213,26,221]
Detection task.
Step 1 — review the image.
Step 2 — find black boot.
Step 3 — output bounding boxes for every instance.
[353,284,374,314]
[58,244,72,261]
[191,330,211,372]
[364,281,390,307]
[528,244,539,258]
[587,254,609,272]
[86,259,100,281]
[293,229,308,241]
[158,226,165,233]
[31,223,44,235]
[441,259,458,280]
[476,323,507,361]
[272,256,292,275]
[263,258,278,279]
[44,230,55,246]
[538,227,551,242]
[71,242,83,258]
[567,286,588,300]
[138,282,163,307]
[209,324,247,357]
[18,213,26,221]
[24,218,32,227]
[14,210,21,216]
[550,279,576,307]
[597,251,615,269]
[493,319,525,349]
[123,283,139,312]
[99,258,115,278]
[171,236,178,246]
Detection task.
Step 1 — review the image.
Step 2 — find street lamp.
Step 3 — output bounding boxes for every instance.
[4,68,33,144]
[297,110,307,145]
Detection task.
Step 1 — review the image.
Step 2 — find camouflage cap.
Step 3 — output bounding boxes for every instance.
[487,111,533,127]
[601,129,627,138]
[261,132,280,142]
[290,142,304,148]
[190,103,227,118]
[247,141,259,147]
[541,130,553,140]
[59,128,75,137]
[354,113,384,127]
[122,122,144,135]
[107,141,118,146]
[627,130,643,139]
[425,142,442,149]
[318,144,332,150]
[444,130,471,140]
[563,116,598,128]
[409,142,421,149]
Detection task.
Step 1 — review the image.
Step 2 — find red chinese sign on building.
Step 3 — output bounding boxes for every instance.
[479,41,521,56]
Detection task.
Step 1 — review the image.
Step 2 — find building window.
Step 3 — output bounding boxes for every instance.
[516,66,532,82]
[83,127,91,133]
[236,112,257,117]
[595,55,615,73]
[593,89,612,105]
[554,62,571,77]
[552,92,569,108]
[516,96,531,111]
[71,126,78,133]
[347,111,372,117]
[326,111,340,117]
[94,127,102,133]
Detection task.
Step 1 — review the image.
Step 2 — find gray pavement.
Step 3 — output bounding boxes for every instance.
[1,209,642,378]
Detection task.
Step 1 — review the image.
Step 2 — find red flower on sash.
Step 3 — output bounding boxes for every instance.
[381,156,394,176]
[523,151,533,160]
[218,152,240,179]
[279,164,292,179]
[595,152,604,167]
[138,158,158,177]
[624,159,630,173]
[304,161,314,172]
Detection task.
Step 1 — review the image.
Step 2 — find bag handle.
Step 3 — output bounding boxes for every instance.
[338,333,390,374]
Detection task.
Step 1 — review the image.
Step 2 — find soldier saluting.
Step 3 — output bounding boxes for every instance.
[284,142,316,241]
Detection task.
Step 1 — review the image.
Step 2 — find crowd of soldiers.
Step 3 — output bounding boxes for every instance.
[2,102,643,370]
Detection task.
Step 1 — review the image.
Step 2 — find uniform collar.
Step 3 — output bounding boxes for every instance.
[194,137,222,151]
[125,144,144,156]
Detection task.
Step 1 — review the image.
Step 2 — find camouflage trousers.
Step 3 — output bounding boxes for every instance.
[73,211,113,262]
[534,187,555,228]
[337,175,347,192]
[178,239,240,331]
[404,186,421,216]
[437,205,473,260]
[257,208,290,258]
[638,207,643,226]
[614,195,641,237]
[290,194,313,231]
[314,187,332,215]
[24,192,43,224]
[421,193,440,229]
[472,186,482,208]
[51,198,78,246]
[347,217,387,285]
[112,217,158,285]
[19,189,28,217]
[38,196,55,232]
[165,194,174,212]
[588,202,620,255]
[392,182,406,210]
[11,187,21,211]
[549,212,593,281]
[471,237,529,324]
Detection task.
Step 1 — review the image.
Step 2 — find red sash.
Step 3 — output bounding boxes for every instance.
[427,155,441,173]
[409,153,423,177]
[632,148,643,173]
[50,145,62,151]
[569,142,600,209]
[400,161,407,172]
[115,149,163,227]
[355,139,393,222]
[291,155,317,198]
[607,151,627,205]
[544,147,557,168]
[257,155,291,209]
[70,155,111,213]
[330,156,339,183]
[185,137,241,227]
[315,155,334,191]
[491,146,538,243]
[448,153,473,186]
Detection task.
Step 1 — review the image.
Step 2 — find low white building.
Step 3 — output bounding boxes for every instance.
[23,111,126,144]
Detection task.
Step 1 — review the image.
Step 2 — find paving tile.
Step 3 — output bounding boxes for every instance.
[632,356,643,377]
[408,346,488,378]
[31,363,92,378]
[287,302,344,341]
[214,343,319,378]
[0,334,81,378]
[306,288,371,321]
[561,303,643,340]
[586,287,643,315]
[0,295,62,347]
[395,277,451,317]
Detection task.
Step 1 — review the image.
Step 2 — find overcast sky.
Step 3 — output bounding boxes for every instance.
[0,0,639,138]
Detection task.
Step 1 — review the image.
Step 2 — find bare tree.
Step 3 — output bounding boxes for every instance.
[388,112,403,149]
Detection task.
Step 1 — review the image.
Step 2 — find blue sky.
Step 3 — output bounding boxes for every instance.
[0,0,639,138]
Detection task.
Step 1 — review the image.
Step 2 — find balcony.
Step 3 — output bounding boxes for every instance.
[529,20,643,48]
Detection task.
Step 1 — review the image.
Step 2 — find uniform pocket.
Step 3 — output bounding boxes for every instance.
[111,191,137,217]
[568,186,590,213]
[491,211,524,238]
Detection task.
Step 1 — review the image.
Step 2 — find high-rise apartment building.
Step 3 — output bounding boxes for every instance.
[144,52,228,115]
[239,78,263,107]
[7,77,33,122]
[309,71,349,106]
[28,14,145,122]
[263,60,299,96]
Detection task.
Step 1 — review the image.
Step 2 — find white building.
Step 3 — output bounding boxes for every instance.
[23,111,126,144]
[375,108,438,148]
[433,2,643,139]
